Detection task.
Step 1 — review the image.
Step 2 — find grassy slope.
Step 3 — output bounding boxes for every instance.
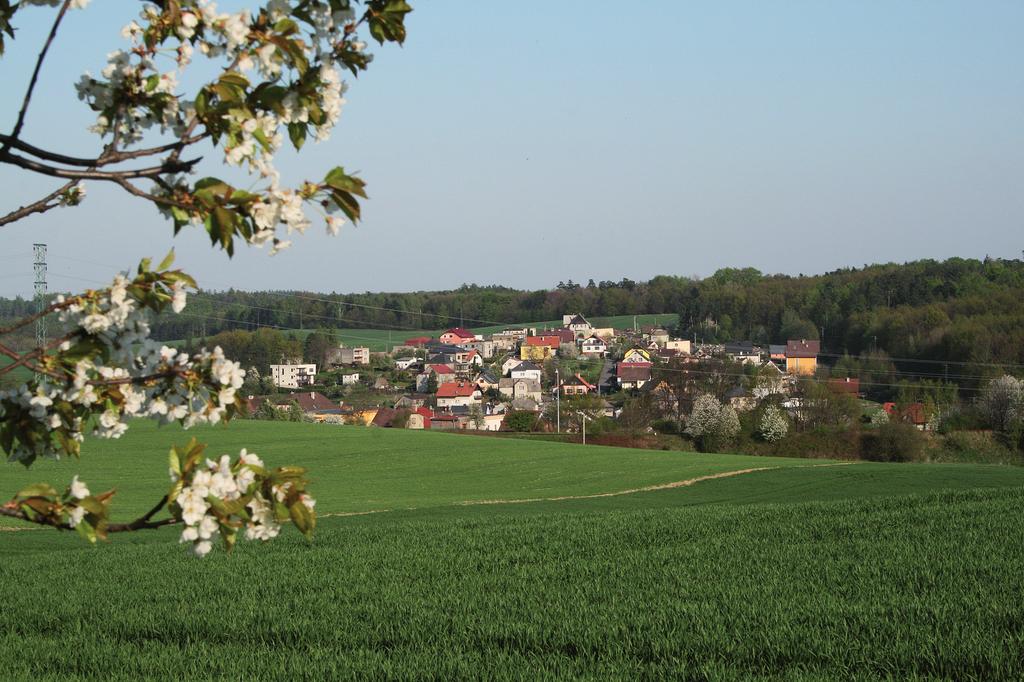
[161,313,681,350]
[1,420,817,522]
[4,422,1024,678]
[2,488,1023,679]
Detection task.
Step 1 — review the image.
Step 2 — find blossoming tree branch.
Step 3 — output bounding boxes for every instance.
[0,0,411,555]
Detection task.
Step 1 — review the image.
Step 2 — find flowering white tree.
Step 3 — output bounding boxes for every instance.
[685,393,740,451]
[979,375,1023,434]
[0,0,411,554]
[758,404,788,443]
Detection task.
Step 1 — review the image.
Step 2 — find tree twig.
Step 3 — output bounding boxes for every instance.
[1,0,73,154]
[0,180,76,227]
[0,148,200,180]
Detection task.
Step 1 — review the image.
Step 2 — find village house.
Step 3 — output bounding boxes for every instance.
[665,339,692,354]
[647,328,670,346]
[510,397,541,413]
[341,373,360,386]
[436,381,482,410]
[394,357,419,371]
[462,339,495,359]
[883,402,931,430]
[326,346,370,366]
[559,373,596,396]
[501,355,525,376]
[407,407,434,429]
[454,348,483,374]
[403,336,433,348]
[520,338,555,361]
[439,327,477,346]
[617,362,652,391]
[580,335,608,357]
[474,370,499,392]
[489,332,520,352]
[563,313,593,338]
[724,341,761,365]
[509,361,543,383]
[621,348,652,364]
[270,363,317,388]
[785,339,820,375]
[246,391,341,420]
[828,377,861,398]
[394,394,430,411]
[482,413,506,431]
[498,378,543,403]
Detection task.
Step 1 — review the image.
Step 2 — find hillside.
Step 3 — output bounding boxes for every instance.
[3,422,1024,678]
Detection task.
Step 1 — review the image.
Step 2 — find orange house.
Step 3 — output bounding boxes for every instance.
[785,339,819,375]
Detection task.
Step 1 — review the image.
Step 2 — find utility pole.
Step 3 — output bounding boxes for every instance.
[32,243,47,349]
[555,367,560,434]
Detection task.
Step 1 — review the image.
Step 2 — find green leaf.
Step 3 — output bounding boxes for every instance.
[156,249,176,271]
[288,500,315,538]
[324,167,368,197]
[288,122,306,150]
[16,483,58,499]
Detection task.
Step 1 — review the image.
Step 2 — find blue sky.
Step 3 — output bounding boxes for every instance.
[1,1,1022,298]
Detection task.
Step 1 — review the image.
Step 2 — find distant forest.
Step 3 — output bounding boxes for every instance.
[2,256,1023,375]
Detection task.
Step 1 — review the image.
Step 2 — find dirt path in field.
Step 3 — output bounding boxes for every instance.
[456,461,858,506]
[318,461,858,518]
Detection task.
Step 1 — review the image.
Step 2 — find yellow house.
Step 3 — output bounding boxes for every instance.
[349,408,379,425]
[520,344,553,361]
[785,339,820,375]
[621,348,651,364]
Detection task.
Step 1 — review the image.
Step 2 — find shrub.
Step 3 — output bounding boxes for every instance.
[861,422,925,462]
[505,411,538,433]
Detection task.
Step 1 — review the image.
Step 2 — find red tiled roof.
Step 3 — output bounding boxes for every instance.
[436,382,478,398]
[828,378,860,395]
[442,327,476,339]
[883,402,926,425]
[526,336,560,347]
[786,339,820,358]
[429,364,454,374]
[405,336,433,346]
[562,373,596,390]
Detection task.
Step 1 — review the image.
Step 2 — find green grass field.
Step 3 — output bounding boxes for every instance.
[162,313,681,350]
[3,421,1023,679]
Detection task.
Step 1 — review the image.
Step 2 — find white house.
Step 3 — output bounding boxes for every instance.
[436,382,481,410]
[665,339,692,354]
[341,373,360,386]
[509,361,543,383]
[580,336,607,357]
[563,313,593,338]
[394,357,419,370]
[502,356,525,376]
[270,364,317,388]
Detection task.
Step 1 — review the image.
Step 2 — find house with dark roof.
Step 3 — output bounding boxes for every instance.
[246,391,342,421]
[563,313,592,337]
[616,362,652,390]
[580,335,608,357]
[785,339,820,375]
[509,361,543,382]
